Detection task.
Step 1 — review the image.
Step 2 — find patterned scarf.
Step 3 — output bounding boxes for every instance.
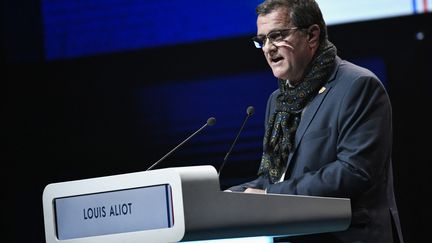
[257,40,337,183]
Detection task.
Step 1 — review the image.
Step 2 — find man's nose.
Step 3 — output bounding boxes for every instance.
[262,40,276,53]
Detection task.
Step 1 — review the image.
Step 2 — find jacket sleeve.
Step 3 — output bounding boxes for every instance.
[227,175,269,192]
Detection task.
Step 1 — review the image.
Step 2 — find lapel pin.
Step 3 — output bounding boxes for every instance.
[318,86,326,94]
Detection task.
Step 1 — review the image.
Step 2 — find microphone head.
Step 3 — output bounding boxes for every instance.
[246,106,255,116]
[207,117,216,126]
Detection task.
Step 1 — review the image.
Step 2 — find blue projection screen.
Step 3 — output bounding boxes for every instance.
[41,0,261,60]
[42,0,431,60]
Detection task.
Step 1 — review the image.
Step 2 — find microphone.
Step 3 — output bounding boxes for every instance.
[218,106,255,176]
[146,117,216,171]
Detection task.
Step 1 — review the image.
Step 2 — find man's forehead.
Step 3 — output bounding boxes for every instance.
[257,10,292,34]
[257,8,291,25]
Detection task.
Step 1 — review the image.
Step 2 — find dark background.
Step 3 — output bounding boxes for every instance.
[5,1,431,242]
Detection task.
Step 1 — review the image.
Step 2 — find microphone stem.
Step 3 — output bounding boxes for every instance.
[146,123,208,171]
[219,115,250,176]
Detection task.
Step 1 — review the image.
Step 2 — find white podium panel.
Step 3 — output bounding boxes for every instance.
[42,165,351,243]
[43,167,188,243]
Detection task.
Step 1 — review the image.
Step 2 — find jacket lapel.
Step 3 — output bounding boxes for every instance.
[286,57,341,166]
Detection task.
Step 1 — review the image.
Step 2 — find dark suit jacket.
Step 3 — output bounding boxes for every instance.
[229,57,404,243]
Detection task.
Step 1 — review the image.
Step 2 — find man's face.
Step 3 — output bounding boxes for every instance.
[257,8,316,84]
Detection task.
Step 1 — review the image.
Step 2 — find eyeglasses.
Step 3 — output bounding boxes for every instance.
[252,27,300,49]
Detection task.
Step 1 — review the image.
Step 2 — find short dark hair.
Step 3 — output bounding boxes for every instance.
[256,0,327,44]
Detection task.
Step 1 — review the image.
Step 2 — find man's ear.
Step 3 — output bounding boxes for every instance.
[307,24,320,48]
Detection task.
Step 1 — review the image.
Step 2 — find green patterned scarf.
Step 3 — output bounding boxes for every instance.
[257,40,337,183]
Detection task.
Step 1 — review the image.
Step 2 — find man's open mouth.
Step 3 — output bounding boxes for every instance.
[271,56,284,63]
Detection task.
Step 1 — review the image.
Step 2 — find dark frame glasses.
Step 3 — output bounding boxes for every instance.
[252,27,304,48]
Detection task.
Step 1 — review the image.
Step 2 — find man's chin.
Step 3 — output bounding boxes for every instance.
[271,67,289,80]
[272,72,288,80]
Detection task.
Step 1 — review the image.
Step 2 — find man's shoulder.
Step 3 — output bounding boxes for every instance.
[333,58,388,97]
[337,58,379,82]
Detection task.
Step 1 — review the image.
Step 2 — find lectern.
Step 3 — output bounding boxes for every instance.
[42,165,351,243]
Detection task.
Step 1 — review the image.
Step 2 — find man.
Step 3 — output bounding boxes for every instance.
[227,1,404,242]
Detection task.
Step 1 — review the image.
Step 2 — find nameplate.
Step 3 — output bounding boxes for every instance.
[54,184,173,240]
